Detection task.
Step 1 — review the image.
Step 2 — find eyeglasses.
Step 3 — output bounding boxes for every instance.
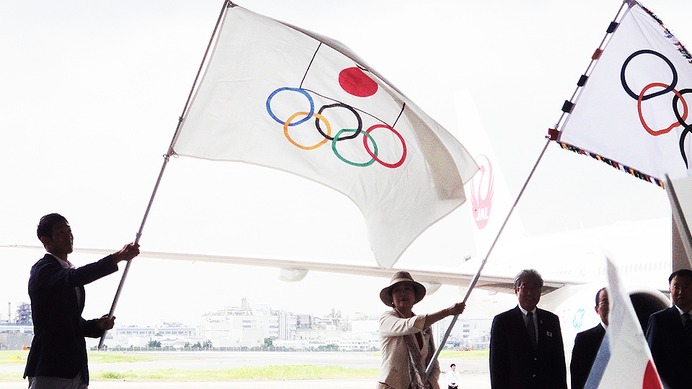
[671,285,691,293]
[518,284,541,292]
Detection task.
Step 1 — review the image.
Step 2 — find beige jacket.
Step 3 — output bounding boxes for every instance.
[377,310,440,389]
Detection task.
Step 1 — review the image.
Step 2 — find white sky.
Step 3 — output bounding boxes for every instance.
[1,0,688,327]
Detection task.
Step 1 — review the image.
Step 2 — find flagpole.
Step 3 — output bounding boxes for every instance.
[425,138,551,377]
[98,0,233,350]
[426,0,631,375]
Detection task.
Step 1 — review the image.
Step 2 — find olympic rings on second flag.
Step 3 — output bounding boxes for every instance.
[621,49,678,101]
[636,82,688,136]
[673,89,692,166]
[620,49,687,136]
[265,86,407,169]
[620,48,691,167]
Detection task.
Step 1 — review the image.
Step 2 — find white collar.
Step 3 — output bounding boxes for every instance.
[518,305,536,316]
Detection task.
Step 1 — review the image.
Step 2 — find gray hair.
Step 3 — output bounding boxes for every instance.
[513,269,544,289]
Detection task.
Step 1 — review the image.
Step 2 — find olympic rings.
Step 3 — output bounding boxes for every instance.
[680,127,691,167]
[672,89,692,167]
[266,87,314,126]
[265,86,407,169]
[671,88,692,125]
[332,129,377,167]
[284,111,331,150]
[620,49,691,168]
[637,82,687,136]
[316,103,362,141]
[621,49,678,100]
[364,124,407,169]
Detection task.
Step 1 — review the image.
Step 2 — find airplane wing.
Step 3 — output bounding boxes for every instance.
[4,244,570,295]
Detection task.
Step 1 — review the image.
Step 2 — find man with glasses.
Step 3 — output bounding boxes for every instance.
[570,287,609,389]
[489,269,567,389]
[646,269,692,389]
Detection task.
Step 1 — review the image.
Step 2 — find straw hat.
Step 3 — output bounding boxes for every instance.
[379,271,426,307]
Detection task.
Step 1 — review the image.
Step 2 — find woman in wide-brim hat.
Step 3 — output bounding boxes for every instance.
[377,271,466,389]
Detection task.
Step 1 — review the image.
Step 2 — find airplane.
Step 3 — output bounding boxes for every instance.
[5,92,685,357]
[2,215,674,355]
[0,0,685,346]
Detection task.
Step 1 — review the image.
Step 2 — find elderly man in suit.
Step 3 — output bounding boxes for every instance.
[646,269,692,389]
[23,213,140,389]
[489,269,567,389]
[570,287,609,389]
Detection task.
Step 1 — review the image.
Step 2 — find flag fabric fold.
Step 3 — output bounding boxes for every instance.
[584,258,663,389]
[667,175,692,269]
[556,1,692,185]
[172,3,478,268]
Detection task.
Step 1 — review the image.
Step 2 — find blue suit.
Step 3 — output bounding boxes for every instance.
[489,306,567,389]
[24,254,118,384]
[646,307,692,389]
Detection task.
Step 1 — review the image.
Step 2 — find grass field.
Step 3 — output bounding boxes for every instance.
[0,349,489,382]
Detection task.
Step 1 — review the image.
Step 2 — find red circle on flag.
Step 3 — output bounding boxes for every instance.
[339,67,378,97]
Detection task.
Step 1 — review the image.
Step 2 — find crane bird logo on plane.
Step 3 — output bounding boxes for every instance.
[470,154,494,230]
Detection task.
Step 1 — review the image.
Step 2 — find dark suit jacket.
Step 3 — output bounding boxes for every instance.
[646,307,692,389]
[24,254,118,383]
[570,323,606,389]
[489,306,567,389]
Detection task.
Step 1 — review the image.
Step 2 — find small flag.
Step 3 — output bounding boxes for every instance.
[172,4,478,268]
[555,1,692,186]
[584,257,663,389]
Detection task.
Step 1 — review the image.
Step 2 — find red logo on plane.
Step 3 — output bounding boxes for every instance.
[470,155,494,229]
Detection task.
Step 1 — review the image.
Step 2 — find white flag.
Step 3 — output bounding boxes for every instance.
[557,2,692,185]
[584,258,663,389]
[172,4,478,268]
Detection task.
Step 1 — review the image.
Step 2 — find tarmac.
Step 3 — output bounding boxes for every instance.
[2,376,491,389]
[0,380,369,389]
[1,351,491,388]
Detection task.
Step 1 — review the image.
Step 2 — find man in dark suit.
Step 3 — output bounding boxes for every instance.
[570,287,609,389]
[489,269,567,389]
[23,213,140,389]
[646,269,692,389]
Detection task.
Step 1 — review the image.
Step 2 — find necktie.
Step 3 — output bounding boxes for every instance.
[527,311,538,348]
[683,313,692,346]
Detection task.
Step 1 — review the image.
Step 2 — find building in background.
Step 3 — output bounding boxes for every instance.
[2,297,492,351]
